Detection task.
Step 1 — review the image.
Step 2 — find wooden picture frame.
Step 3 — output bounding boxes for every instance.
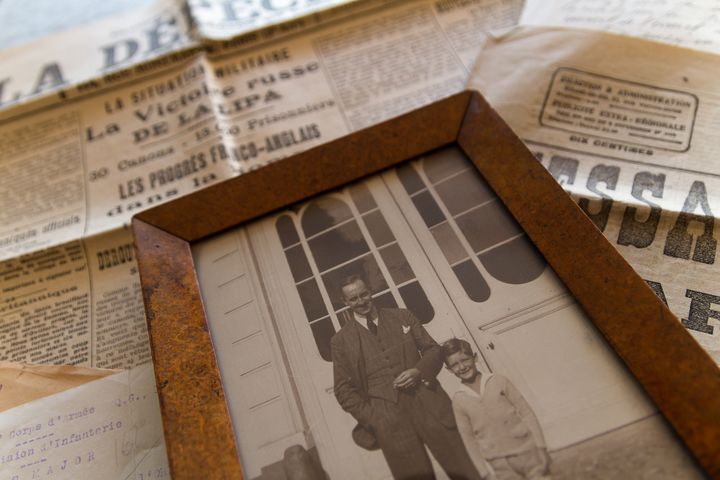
[132,91,720,480]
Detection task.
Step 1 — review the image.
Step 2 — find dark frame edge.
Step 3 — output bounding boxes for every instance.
[133,218,244,479]
[458,91,720,479]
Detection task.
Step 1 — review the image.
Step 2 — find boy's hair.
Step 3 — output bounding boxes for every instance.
[340,274,366,289]
[442,338,475,365]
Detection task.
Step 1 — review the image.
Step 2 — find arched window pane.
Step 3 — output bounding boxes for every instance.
[419,148,548,287]
[285,245,312,282]
[479,236,545,285]
[373,292,398,310]
[423,148,468,183]
[276,215,299,248]
[284,183,436,361]
[399,281,435,324]
[302,197,352,237]
[455,203,521,253]
[362,210,394,247]
[430,222,467,265]
[379,243,414,284]
[452,260,491,302]
[297,279,328,322]
[397,163,425,194]
[412,191,446,228]
[320,254,387,311]
[308,221,369,272]
[434,170,494,215]
[311,318,335,361]
[349,184,377,213]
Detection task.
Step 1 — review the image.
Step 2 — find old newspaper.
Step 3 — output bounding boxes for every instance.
[467,26,720,361]
[186,0,388,39]
[0,0,390,112]
[0,0,196,111]
[1,0,523,361]
[521,0,720,53]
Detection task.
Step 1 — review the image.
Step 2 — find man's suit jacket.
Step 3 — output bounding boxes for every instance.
[331,308,456,447]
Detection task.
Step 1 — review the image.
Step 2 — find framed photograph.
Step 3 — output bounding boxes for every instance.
[133,91,720,480]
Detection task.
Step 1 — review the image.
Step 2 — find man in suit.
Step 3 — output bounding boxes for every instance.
[330,275,482,480]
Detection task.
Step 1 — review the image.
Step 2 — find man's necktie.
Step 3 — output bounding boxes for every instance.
[366,317,377,335]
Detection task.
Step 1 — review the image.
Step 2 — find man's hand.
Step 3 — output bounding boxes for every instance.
[393,368,421,389]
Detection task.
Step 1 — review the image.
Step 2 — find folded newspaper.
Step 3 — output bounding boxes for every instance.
[466,25,720,361]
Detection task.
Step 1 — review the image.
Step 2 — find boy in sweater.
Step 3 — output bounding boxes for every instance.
[443,338,552,480]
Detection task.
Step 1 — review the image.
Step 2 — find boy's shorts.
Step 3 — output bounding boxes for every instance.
[489,448,551,480]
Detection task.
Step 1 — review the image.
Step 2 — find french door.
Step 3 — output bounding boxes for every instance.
[247,148,654,479]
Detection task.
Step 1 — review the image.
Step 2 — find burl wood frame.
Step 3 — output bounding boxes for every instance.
[133,91,720,480]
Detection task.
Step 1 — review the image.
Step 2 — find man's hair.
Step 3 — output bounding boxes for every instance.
[442,338,475,365]
[340,274,366,290]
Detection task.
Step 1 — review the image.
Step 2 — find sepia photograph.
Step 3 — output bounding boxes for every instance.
[192,147,703,480]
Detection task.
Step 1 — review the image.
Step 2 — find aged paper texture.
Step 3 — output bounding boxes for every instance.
[0,364,168,480]
[0,363,117,412]
[467,26,720,361]
[521,0,720,53]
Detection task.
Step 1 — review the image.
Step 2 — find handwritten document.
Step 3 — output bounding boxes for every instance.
[521,0,720,53]
[0,364,168,480]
